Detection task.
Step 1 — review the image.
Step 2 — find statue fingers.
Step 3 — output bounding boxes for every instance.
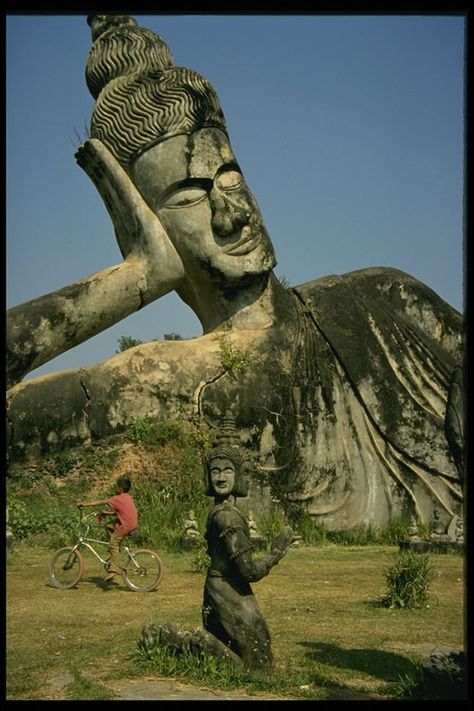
[75,139,178,265]
[75,139,144,224]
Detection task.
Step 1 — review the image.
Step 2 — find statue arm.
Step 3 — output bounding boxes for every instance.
[7,262,153,387]
[7,139,185,387]
[226,525,294,583]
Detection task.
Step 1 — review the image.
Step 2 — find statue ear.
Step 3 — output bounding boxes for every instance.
[234,457,251,497]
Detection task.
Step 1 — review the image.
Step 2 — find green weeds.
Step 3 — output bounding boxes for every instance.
[190,546,210,574]
[218,335,253,374]
[135,644,315,698]
[379,550,436,609]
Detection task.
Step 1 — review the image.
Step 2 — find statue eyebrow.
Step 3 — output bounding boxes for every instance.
[157,177,213,208]
[157,162,242,208]
[215,161,242,178]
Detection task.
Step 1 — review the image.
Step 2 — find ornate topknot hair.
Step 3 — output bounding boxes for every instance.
[84,14,227,171]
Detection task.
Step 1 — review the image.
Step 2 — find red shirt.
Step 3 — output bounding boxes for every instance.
[107,492,138,536]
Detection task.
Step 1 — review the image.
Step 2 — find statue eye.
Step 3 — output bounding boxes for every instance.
[163,187,208,209]
[215,170,243,191]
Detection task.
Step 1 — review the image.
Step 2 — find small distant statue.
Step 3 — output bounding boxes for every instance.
[184,510,199,537]
[181,510,202,550]
[430,509,450,542]
[141,414,294,670]
[247,511,267,551]
[248,510,258,535]
[407,514,421,541]
[454,516,464,543]
[6,507,14,550]
[446,512,464,543]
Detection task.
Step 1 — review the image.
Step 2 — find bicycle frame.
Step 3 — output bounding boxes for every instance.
[71,515,137,570]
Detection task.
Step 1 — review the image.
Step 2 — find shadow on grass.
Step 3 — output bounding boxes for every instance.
[300,640,417,683]
[85,575,125,591]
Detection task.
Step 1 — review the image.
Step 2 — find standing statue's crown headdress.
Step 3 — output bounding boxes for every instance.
[84,14,228,171]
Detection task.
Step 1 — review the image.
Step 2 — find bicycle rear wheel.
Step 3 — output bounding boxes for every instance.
[122,549,163,592]
[49,546,84,589]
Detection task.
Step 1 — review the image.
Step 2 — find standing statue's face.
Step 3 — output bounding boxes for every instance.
[132,128,276,281]
[209,457,236,497]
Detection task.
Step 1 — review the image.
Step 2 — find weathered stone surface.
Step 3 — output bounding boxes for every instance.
[6,14,464,532]
[418,649,466,700]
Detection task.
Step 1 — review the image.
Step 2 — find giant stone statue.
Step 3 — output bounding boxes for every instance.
[6,14,464,532]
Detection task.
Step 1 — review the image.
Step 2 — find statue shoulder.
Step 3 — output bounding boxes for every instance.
[208,502,247,531]
[295,266,462,326]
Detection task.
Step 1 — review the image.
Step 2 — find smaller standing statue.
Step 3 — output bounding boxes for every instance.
[430,509,450,542]
[407,515,421,542]
[247,511,268,551]
[446,511,464,544]
[141,414,294,670]
[181,510,202,550]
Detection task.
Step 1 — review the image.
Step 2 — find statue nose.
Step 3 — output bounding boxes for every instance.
[210,187,250,238]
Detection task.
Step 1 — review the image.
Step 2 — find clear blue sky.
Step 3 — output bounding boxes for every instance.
[6,13,465,380]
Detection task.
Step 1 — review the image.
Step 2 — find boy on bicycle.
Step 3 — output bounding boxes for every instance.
[77,475,138,582]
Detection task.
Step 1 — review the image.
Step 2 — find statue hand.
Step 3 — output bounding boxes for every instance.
[75,139,184,289]
[270,525,295,565]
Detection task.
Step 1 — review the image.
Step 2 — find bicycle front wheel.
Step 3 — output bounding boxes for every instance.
[49,546,84,589]
[122,549,163,592]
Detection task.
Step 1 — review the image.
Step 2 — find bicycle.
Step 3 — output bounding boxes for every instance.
[49,512,163,592]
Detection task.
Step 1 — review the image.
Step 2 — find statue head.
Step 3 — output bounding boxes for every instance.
[204,414,251,498]
[84,14,276,287]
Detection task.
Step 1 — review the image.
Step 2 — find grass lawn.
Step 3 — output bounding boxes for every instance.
[6,542,465,700]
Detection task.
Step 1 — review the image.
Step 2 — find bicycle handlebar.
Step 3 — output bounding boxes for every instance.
[78,511,103,526]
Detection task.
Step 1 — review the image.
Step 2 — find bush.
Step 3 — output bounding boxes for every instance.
[52,450,77,476]
[328,524,381,546]
[379,550,436,609]
[130,417,211,549]
[82,447,120,472]
[218,336,252,374]
[128,416,152,444]
[6,489,77,546]
[289,510,328,545]
[191,546,210,574]
[259,508,288,541]
[116,336,143,353]
[127,416,201,450]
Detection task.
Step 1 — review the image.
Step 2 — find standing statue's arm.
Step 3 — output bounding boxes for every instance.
[229,525,294,583]
[7,139,184,388]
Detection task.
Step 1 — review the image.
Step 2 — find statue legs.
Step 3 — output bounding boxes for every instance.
[140,621,244,670]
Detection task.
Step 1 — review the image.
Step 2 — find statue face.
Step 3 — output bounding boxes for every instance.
[132,128,276,281]
[209,456,236,496]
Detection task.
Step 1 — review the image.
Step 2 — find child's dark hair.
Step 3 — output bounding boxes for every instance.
[116,476,132,492]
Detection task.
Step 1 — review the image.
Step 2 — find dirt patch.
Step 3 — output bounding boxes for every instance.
[45,672,292,701]
[115,677,282,700]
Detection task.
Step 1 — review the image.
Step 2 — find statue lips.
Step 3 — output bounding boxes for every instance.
[223,225,262,256]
